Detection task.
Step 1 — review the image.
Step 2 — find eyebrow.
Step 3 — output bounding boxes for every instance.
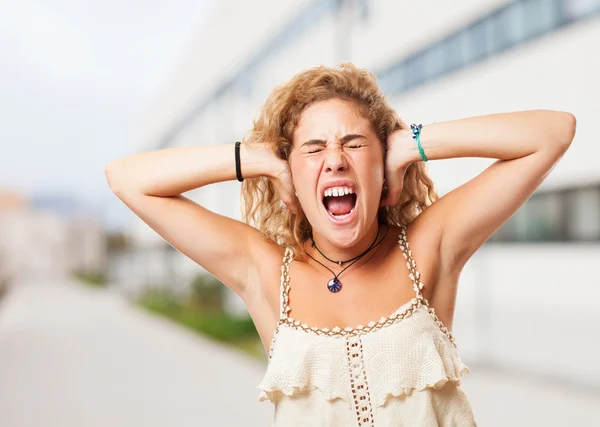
[300,134,367,148]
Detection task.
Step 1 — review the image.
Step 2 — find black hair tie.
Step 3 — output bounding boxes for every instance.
[235,141,243,182]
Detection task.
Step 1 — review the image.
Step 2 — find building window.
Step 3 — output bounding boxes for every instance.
[518,192,565,241]
[423,46,441,80]
[443,33,466,72]
[489,4,522,52]
[405,55,426,88]
[490,185,600,243]
[392,65,407,93]
[378,0,600,97]
[468,19,492,61]
[567,187,600,240]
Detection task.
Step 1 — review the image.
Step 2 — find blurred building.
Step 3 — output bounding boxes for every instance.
[0,190,106,284]
[132,0,600,388]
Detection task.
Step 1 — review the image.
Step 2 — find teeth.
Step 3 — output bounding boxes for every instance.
[324,186,354,198]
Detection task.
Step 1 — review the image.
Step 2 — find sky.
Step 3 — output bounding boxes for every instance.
[0,0,216,230]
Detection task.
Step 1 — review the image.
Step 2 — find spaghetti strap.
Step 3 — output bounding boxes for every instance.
[398,225,458,346]
[267,247,293,361]
[279,247,293,320]
[398,225,425,302]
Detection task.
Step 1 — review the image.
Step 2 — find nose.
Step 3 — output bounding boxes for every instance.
[324,144,349,172]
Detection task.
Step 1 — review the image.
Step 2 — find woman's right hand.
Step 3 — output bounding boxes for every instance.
[240,142,299,214]
[267,156,299,215]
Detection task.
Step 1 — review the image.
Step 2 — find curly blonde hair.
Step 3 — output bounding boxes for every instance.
[241,63,438,258]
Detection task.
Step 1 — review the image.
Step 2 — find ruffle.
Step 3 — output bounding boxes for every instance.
[258,384,349,404]
[257,306,470,407]
[375,359,470,408]
[257,324,352,404]
[361,307,471,407]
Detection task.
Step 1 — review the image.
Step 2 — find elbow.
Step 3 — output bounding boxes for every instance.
[104,161,127,195]
[541,110,576,153]
[557,111,577,149]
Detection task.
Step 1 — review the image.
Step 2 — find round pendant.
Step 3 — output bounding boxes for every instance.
[327,278,342,293]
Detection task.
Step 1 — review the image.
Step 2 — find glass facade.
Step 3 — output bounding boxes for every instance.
[567,186,600,240]
[376,0,600,96]
[490,184,600,242]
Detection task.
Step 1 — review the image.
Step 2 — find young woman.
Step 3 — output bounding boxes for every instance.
[105,63,576,426]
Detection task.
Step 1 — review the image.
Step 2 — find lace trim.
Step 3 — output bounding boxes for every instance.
[258,384,348,404]
[346,335,375,426]
[425,304,457,347]
[267,247,294,361]
[398,226,458,348]
[267,322,280,361]
[275,226,458,347]
[281,298,420,337]
[377,369,470,408]
[398,225,425,298]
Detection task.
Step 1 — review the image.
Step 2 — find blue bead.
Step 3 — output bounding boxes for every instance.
[410,123,422,140]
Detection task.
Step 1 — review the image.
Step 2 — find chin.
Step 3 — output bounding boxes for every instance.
[326,229,360,248]
[315,207,369,248]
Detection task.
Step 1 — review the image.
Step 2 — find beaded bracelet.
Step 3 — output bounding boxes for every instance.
[410,123,428,163]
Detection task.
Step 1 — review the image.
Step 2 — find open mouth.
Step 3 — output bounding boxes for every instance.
[322,187,358,221]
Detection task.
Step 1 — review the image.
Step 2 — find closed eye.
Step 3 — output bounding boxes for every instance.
[301,134,367,153]
[308,144,361,153]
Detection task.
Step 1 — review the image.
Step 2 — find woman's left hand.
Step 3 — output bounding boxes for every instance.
[380,128,413,207]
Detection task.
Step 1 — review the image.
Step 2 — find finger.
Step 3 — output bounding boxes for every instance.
[379,194,393,207]
[279,193,299,214]
[380,185,403,207]
[288,202,299,215]
[289,193,300,214]
[286,201,299,214]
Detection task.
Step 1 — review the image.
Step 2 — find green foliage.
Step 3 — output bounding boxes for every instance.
[137,278,266,361]
[0,278,8,304]
[105,231,131,252]
[73,269,108,287]
[187,273,225,312]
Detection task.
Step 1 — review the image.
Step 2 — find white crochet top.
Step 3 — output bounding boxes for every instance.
[257,226,478,426]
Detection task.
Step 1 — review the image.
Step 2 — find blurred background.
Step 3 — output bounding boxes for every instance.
[1,0,599,426]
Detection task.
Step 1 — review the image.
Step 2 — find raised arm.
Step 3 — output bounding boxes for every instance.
[385,109,576,271]
[104,142,293,299]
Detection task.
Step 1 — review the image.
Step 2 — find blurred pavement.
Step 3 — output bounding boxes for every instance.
[0,279,598,427]
[0,279,273,427]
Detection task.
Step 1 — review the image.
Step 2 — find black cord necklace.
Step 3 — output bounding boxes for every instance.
[306,224,389,293]
[311,233,375,266]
